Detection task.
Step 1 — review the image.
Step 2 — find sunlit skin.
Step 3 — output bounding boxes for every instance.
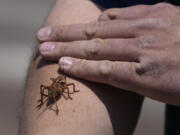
[37,75,79,115]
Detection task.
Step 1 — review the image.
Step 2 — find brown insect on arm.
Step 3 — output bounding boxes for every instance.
[37,76,81,114]
[66,83,80,93]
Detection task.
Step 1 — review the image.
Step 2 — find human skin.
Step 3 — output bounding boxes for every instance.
[37,2,180,106]
[20,0,143,135]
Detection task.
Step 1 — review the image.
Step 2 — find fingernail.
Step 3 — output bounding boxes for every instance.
[40,42,55,53]
[38,26,52,40]
[59,57,73,71]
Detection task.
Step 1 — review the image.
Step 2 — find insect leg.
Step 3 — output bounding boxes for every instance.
[53,96,59,115]
[40,86,49,96]
[66,83,80,93]
[57,87,73,99]
[49,105,56,112]
[63,87,73,100]
[63,89,74,94]
[62,93,68,100]
[36,94,48,111]
[40,85,49,90]
[39,85,49,105]
[38,85,45,104]
[40,85,49,95]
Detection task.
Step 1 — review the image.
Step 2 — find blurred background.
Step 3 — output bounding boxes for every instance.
[0,0,165,134]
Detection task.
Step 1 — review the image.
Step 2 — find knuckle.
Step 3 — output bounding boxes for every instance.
[126,62,140,83]
[151,3,177,14]
[154,2,173,9]
[137,35,157,49]
[103,9,113,14]
[84,22,104,39]
[135,58,152,76]
[144,18,160,27]
[136,18,155,30]
[97,61,113,78]
[136,55,167,77]
[101,9,118,20]
[155,18,171,29]
[84,38,105,58]
[98,12,108,21]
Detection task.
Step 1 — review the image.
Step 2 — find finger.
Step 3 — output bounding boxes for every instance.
[37,20,144,42]
[59,57,140,91]
[39,38,141,62]
[98,5,150,21]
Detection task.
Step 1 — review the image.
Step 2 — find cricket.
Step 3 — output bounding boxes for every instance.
[37,75,79,115]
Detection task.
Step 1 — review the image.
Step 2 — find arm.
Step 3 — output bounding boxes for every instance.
[20,0,143,135]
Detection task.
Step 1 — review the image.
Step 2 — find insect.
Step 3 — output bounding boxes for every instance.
[37,75,79,115]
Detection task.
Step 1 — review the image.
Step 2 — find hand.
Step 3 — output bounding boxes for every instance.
[37,3,180,105]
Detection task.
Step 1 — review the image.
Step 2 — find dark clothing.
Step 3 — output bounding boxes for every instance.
[92,0,180,8]
[166,105,180,135]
